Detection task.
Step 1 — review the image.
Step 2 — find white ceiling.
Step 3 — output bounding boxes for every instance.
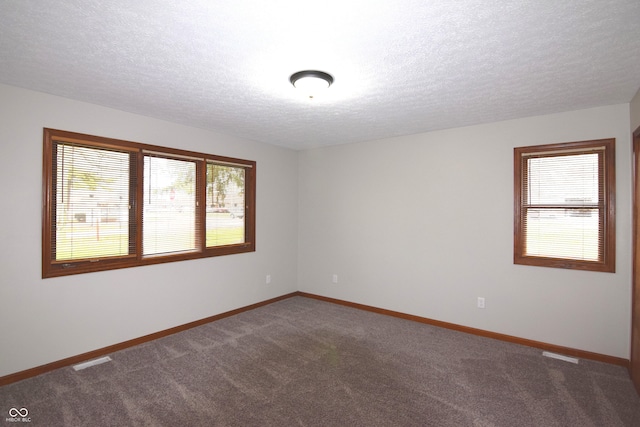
[1,1,639,150]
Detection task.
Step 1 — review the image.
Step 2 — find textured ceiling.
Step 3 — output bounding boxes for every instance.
[1,1,639,150]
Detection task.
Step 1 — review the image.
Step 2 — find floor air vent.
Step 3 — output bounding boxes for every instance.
[542,351,579,364]
[72,356,112,371]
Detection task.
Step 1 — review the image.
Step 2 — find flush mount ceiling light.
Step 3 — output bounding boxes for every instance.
[290,70,334,98]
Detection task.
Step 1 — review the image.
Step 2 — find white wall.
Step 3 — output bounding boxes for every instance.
[632,88,640,132]
[299,104,633,359]
[0,84,299,377]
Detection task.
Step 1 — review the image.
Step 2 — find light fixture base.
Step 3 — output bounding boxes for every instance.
[290,70,334,87]
[290,70,334,98]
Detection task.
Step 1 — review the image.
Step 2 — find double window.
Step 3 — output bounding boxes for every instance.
[42,129,256,278]
[514,139,615,272]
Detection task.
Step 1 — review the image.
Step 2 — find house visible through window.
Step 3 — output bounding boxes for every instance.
[43,128,256,278]
[206,163,246,247]
[514,139,615,272]
[54,143,134,260]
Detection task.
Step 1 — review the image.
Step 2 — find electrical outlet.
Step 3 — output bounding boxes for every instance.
[266,274,271,284]
[477,297,485,309]
[332,274,338,284]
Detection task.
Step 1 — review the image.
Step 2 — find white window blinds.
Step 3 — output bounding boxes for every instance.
[143,155,198,256]
[522,151,603,261]
[53,142,133,261]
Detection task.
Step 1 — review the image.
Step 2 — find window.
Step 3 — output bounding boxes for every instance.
[514,139,615,272]
[42,128,255,278]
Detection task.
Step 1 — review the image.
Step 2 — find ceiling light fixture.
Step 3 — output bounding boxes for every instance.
[290,70,333,98]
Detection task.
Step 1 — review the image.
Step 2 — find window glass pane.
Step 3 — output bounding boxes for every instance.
[527,153,599,205]
[524,208,599,261]
[143,156,196,255]
[206,163,245,247]
[55,143,130,260]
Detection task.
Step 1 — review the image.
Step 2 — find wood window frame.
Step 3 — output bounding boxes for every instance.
[42,128,256,278]
[513,138,615,272]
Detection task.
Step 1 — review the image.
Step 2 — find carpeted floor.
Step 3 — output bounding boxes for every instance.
[2,296,640,426]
